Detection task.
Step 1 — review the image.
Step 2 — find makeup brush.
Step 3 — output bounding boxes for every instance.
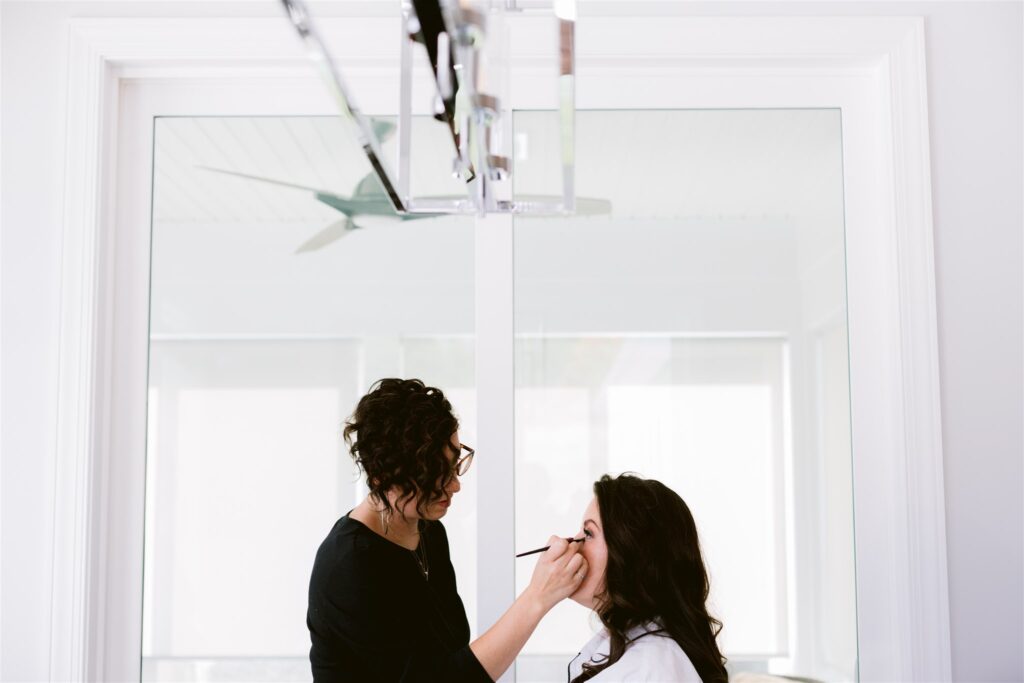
[515,537,585,558]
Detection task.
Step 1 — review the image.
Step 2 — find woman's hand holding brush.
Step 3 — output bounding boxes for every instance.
[522,536,589,613]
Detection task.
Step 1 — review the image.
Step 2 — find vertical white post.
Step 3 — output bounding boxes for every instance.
[475,212,516,682]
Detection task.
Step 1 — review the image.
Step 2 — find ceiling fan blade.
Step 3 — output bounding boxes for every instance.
[294,218,358,254]
[197,165,330,195]
[370,118,396,143]
[353,171,386,198]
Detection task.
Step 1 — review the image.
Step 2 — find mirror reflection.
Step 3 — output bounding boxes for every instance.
[143,109,856,683]
[143,116,477,682]
[513,109,856,682]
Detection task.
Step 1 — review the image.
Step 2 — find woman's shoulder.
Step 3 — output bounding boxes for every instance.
[312,515,390,581]
[589,626,703,683]
[318,513,371,550]
[423,518,451,544]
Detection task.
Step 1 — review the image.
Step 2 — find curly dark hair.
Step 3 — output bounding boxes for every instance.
[573,474,728,683]
[343,378,459,520]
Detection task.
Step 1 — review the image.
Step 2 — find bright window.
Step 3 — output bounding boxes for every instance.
[514,338,790,670]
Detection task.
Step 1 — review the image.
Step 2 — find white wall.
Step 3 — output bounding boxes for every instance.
[913,5,1023,681]
[2,2,1021,682]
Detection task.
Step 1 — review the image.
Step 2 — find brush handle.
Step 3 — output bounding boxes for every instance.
[515,536,584,558]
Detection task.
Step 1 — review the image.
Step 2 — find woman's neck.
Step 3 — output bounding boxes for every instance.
[351,496,421,550]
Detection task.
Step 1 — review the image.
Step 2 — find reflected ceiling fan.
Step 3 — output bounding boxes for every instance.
[198,0,614,253]
[198,121,612,254]
[205,0,610,246]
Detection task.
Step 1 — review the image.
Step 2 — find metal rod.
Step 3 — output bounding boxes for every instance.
[555,0,577,213]
[399,2,414,203]
[279,0,407,212]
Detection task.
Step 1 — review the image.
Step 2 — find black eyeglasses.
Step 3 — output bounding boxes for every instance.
[454,444,475,476]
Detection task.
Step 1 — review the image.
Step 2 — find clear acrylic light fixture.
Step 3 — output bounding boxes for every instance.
[279,0,594,217]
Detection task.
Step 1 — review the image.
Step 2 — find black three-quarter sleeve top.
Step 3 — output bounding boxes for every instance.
[307,513,492,683]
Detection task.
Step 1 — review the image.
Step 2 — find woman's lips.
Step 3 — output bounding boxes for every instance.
[438,498,452,508]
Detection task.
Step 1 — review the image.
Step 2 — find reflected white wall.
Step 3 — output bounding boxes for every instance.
[142,342,362,660]
[512,109,856,681]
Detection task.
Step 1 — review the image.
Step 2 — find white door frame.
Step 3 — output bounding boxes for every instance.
[52,9,949,682]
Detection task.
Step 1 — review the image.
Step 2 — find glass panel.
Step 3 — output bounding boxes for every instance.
[513,109,857,682]
[143,116,475,681]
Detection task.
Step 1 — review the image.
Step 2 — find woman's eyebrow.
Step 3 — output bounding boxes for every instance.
[584,519,599,529]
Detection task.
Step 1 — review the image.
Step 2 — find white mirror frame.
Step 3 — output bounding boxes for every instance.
[51,8,949,682]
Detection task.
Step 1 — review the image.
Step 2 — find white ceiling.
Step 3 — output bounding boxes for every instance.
[149,109,847,337]
[152,115,473,225]
[153,108,844,226]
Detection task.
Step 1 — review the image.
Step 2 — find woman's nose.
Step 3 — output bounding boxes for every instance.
[446,474,462,494]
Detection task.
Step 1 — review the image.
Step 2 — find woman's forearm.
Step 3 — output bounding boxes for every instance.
[469,537,586,680]
[468,590,547,681]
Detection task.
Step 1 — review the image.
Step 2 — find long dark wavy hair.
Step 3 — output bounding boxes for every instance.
[343,378,458,520]
[572,474,728,683]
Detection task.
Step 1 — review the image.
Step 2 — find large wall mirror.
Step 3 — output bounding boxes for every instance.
[142,115,480,680]
[142,108,856,681]
[512,110,856,681]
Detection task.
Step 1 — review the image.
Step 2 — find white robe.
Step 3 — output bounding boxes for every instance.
[567,622,703,683]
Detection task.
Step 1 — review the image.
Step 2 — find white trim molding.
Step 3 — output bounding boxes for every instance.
[51,20,120,683]
[884,20,952,681]
[52,9,950,682]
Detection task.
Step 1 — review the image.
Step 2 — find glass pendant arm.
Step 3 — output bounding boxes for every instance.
[279,0,408,213]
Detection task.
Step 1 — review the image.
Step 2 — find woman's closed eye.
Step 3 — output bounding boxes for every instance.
[583,528,594,539]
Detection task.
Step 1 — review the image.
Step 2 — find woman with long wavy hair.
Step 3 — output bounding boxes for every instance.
[567,473,728,683]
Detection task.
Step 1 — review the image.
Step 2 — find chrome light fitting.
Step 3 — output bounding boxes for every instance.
[279,0,578,216]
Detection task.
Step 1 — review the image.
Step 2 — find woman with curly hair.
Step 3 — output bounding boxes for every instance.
[307,378,586,682]
[567,474,728,683]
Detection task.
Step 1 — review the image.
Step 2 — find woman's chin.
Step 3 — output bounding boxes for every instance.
[570,584,603,610]
[426,502,451,519]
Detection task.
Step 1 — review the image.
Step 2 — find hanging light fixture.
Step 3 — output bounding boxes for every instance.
[278,0,586,217]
